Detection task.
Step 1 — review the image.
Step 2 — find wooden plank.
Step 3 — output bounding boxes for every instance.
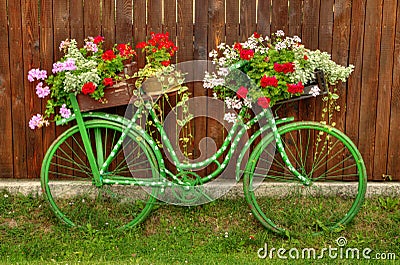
[8,0,26,178]
[288,0,302,36]
[194,0,207,60]
[133,0,146,67]
[0,0,13,177]
[101,0,116,48]
[164,0,177,63]
[257,0,270,35]
[83,0,101,37]
[240,0,256,41]
[22,0,42,178]
[387,1,400,180]
[116,0,133,44]
[314,0,334,129]
[330,0,352,180]
[373,0,397,179]
[147,0,163,34]
[359,0,383,179]
[39,0,56,156]
[284,0,303,137]
[346,0,365,148]
[176,0,194,168]
[225,0,239,44]
[206,0,224,175]
[299,0,320,123]
[319,0,334,52]
[70,0,84,41]
[53,0,71,179]
[271,0,288,34]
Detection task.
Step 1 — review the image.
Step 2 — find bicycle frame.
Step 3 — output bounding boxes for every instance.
[66,93,311,189]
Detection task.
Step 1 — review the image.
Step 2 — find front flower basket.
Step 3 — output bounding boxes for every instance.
[276,70,328,105]
[77,62,138,112]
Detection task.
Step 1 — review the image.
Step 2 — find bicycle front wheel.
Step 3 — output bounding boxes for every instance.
[41,119,159,229]
[243,121,367,236]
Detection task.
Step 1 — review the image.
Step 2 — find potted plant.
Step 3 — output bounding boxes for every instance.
[27,36,136,129]
[134,32,181,96]
[203,30,354,123]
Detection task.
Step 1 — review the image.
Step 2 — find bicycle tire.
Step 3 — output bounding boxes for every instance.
[243,121,367,236]
[41,119,159,229]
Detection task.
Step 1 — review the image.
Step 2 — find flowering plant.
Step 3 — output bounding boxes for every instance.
[133,32,178,89]
[204,30,354,123]
[28,36,136,129]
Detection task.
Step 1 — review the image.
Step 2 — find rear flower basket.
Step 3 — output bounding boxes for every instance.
[76,62,138,112]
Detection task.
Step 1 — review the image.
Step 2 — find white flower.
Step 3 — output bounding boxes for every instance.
[309,85,321,97]
[224,112,237,123]
[243,98,252,108]
[217,67,229,77]
[276,30,285,37]
[209,50,218,58]
[231,98,242,109]
[217,43,226,49]
[293,35,302,43]
[203,72,225,89]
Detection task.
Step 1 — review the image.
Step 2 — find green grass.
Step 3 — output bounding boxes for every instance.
[0,190,399,264]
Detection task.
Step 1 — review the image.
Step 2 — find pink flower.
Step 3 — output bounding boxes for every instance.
[260,75,278,88]
[28,69,47,82]
[35,82,50,98]
[59,104,71,119]
[29,114,48,130]
[236,86,248,99]
[257,97,271,108]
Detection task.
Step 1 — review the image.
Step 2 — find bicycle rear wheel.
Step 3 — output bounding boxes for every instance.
[41,119,159,229]
[243,121,367,236]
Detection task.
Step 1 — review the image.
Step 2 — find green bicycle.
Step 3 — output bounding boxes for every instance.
[40,74,367,237]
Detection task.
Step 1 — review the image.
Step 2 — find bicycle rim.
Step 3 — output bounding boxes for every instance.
[41,120,159,229]
[243,121,367,237]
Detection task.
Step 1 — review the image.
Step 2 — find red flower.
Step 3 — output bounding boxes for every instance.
[240,49,255,60]
[304,55,308,60]
[136,42,147,49]
[260,75,278,88]
[234,42,242,51]
[257,97,271,108]
[82,82,96,95]
[93,36,104,44]
[103,78,113,87]
[102,50,116,61]
[161,60,170,66]
[236,86,248,99]
[287,82,304,94]
[274,62,295,74]
[253,32,261,39]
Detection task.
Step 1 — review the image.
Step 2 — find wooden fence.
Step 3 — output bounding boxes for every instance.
[0,0,399,181]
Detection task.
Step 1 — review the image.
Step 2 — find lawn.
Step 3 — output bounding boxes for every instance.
[0,190,399,264]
